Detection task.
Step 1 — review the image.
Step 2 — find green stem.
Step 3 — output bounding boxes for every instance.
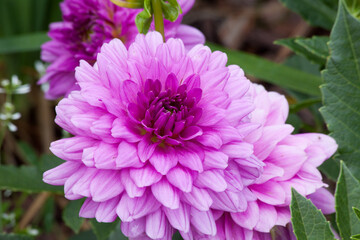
[152,0,165,41]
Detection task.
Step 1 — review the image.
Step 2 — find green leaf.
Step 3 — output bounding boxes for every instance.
[276,36,329,66]
[289,98,322,113]
[162,2,179,22]
[69,230,97,240]
[110,0,144,9]
[279,0,337,29]
[290,188,335,240]
[0,32,49,54]
[42,196,56,233]
[319,157,340,181]
[206,43,322,96]
[135,10,153,34]
[0,234,34,240]
[354,207,360,221]
[63,199,85,234]
[344,0,360,19]
[17,141,38,166]
[108,225,128,240]
[320,0,360,178]
[0,165,63,193]
[352,234,360,240]
[90,219,120,240]
[335,162,360,239]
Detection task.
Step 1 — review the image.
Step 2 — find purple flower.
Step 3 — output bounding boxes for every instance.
[201,85,338,240]
[39,0,204,99]
[43,32,262,239]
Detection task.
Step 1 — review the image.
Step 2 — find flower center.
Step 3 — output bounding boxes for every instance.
[128,75,203,146]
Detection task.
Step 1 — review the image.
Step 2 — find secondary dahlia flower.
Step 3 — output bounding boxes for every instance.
[202,85,338,240]
[43,31,264,239]
[39,0,204,99]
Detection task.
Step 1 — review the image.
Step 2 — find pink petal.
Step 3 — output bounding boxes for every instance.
[117,192,161,222]
[121,217,146,238]
[190,208,216,236]
[254,202,277,232]
[251,181,286,205]
[275,207,291,226]
[130,164,162,188]
[166,166,193,192]
[203,150,228,170]
[221,142,253,159]
[194,170,227,192]
[178,146,204,172]
[71,167,98,197]
[121,170,146,198]
[182,186,213,212]
[145,209,166,239]
[117,141,144,168]
[151,178,180,209]
[95,196,120,222]
[43,161,81,185]
[164,202,190,232]
[90,170,124,202]
[307,188,335,214]
[149,149,178,175]
[79,198,100,218]
[231,201,259,230]
[137,137,158,162]
[210,190,247,212]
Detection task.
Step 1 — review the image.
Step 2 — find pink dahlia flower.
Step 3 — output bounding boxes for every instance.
[43,31,264,239]
[39,0,205,100]
[202,85,338,240]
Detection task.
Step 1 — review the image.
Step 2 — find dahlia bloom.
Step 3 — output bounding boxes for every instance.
[39,0,204,99]
[203,85,338,240]
[43,31,264,239]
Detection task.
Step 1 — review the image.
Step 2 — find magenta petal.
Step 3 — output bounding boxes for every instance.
[165,73,179,92]
[164,202,190,232]
[95,196,120,222]
[117,192,161,222]
[307,188,335,214]
[194,170,227,192]
[64,166,87,200]
[149,149,178,175]
[275,207,291,226]
[180,126,203,140]
[137,137,158,162]
[120,80,139,104]
[145,209,166,239]
[221,142,253,159]
[90,170,124,202]
[151,178,180,209]
[166,166,193,192]
[190,207,216,236]
[71,167,98,197]
[231,201,259,230]
[121,217,146,238]
[79,198,99,218]
[178,148,204,172]
[121,170,146,198]
[251,181,286,205]
[203,150,228,170]
[210,190,247,212]
[112,118,142,142]
[182,186,213,211]
[117,141,144,168]
[43,161,81,185]
[254,202,277,232]
[130,164,162,188]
